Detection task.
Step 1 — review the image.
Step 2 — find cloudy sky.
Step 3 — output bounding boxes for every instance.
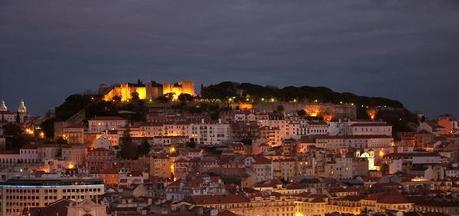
[0,0,458,117]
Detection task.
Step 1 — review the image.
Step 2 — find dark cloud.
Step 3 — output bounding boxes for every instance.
[0,0,458,117]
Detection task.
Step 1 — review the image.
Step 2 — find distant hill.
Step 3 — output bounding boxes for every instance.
[201,81,403,108]
[40,81,417,139]
[201,81,418,135]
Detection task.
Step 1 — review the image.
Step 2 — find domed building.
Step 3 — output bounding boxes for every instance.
[0,99,30,123]
[0,100,7,112]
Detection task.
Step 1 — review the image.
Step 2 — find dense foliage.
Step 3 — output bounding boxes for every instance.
[201,81,403,108]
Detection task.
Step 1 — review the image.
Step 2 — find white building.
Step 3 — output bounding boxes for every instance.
[244,156,273,183]
[329,120,392,136]
[88,116,128,132]
[324,157,368,179]
[315,135,393,150]
[189,120,231,145]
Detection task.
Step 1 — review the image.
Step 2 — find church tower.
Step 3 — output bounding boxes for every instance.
[18,99,27,113]
[0,100,7,112]
[17,99,28,123]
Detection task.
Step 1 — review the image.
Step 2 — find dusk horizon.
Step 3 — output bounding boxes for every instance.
[0,1,458,215]
[1,0,459,117]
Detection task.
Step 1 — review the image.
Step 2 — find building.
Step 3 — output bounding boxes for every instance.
[24,198,107,216]
[0,99,29,123]
[324,157,368,179]
[165,175,226,202]
[87,148,116,172]
[272,158,296,181]
[189,194,298,216]
[61,144,88,166]
[244,156,273,183]
[88,116,128,133]
[0,176,104,215]
[149,154,174,179]
[189,120,232,145]
[316,135,393,150]
[62,124,85,144]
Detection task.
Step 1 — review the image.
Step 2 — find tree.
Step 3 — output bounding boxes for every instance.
[131,92,140,101]
[156,95,171,103]
[56,136,68,144]
[138,139,151,156]
[3,123,28,151]
[297,109,306,116]
[186,141,197,149]
[118,129,138,159]
[178,93,194,103]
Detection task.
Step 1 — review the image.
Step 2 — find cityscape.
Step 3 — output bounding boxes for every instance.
[1,1,459,216]
[0,80,458,216]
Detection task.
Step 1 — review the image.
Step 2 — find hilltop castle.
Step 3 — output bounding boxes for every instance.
[101,80,195,102]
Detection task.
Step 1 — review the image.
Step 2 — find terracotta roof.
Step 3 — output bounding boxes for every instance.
[90,116,125,121]
[365,191,411,204]
[26,199,72,216]
[251,155,271,164]
[190,194,250,205]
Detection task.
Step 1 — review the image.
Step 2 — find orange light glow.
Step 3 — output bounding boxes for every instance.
[239,103,254,110]
[379,149,385,157]
[305,104,321,117]
[367,107,378,120]
[67,162,75,169]
[39,132,45,139]
[103,83,147,102]
[25,128,34,136]
[322,113,334,122]
[162,81,195,101]
[169,146,176,154]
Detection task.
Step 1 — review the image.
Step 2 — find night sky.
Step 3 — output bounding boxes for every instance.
[0,0,458,117]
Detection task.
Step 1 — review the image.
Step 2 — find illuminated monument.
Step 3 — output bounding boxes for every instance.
[102,80,195,102]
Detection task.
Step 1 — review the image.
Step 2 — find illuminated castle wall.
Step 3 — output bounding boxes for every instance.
[162,80,195,100]
[103,80,195,102]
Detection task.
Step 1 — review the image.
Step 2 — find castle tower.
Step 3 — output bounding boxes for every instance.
[0,100,7,112]
[146,81,153,101]
[18,99,27,113]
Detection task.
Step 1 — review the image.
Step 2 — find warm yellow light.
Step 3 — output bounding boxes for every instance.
[367,108,378,120]
[136,87,147,100]
[323,113,334,122]
[239,103,253,110]
[25,128,34,135]
[67,162,75,169]
[305,104,321,117]
[169,146,176,154]
[379,149,385,157]
[39,132,45,139]
[170,159,175,178]
[295,212,304,216]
